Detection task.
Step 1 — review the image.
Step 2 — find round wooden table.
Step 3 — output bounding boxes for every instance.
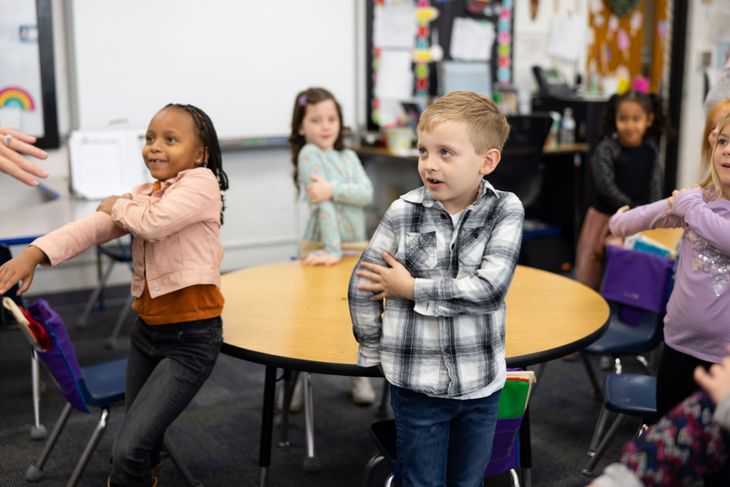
[222,257,609,369]
[221,257,609,486]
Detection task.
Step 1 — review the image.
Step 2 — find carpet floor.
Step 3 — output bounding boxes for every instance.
[0,287,645,486]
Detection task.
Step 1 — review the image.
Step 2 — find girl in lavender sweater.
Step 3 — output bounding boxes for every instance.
[609,113,730,421]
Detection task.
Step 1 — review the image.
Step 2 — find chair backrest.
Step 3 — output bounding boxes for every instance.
[484,370,536,477]
[600,245,674,325]
[487,114,552,209]
[26,299,90,413]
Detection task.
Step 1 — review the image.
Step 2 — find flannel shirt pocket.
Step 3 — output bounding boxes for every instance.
[405,231,437,272]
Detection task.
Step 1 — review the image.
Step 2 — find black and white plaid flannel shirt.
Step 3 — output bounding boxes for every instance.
[349,180,524,398]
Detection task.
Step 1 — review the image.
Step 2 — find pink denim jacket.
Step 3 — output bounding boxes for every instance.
[32,168,223,299]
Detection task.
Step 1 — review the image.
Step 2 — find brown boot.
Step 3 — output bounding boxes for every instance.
[151,463,160,487]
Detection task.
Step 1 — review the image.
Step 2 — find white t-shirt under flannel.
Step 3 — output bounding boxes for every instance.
[349,180,524,398]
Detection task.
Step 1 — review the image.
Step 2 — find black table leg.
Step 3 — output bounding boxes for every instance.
[258,365,277,487]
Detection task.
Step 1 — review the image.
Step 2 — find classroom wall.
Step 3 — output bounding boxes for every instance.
[676,0,730,189]
[20,0,304,295]
[15,0,708,296]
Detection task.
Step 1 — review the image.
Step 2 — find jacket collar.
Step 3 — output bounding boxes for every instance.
[142,167,199,195]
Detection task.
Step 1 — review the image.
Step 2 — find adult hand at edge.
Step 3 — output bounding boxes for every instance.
[0,127,49,186]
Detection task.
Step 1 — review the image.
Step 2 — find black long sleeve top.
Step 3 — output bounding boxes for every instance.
[589,135,663,215]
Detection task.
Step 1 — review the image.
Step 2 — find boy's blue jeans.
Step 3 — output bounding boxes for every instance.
[390,384,501,487]
[109,316,222,487]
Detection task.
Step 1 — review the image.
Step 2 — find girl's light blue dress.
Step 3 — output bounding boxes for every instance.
[297,143,373,258]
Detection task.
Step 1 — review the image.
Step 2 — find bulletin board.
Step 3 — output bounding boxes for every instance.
[586,0,670,94]
[366,0,514,130]
[0,0,59,148]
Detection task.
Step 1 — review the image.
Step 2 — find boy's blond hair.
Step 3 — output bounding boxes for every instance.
[418,91,510,154]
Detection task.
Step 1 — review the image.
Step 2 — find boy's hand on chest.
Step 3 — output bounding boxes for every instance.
[356,252,415,302]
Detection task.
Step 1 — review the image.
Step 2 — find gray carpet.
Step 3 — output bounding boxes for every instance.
[0,287,643,486]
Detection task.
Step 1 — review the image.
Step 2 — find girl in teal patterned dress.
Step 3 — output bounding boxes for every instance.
[289,87,373,266]
[288,86,376,405]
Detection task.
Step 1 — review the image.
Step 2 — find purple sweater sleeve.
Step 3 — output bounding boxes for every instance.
[608,198,683,237]
[671,190,730,255]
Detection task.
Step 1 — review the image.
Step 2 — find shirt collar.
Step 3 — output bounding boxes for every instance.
[402,179,499,209]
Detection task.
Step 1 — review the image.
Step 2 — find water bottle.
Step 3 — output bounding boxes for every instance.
[560,108,575,145]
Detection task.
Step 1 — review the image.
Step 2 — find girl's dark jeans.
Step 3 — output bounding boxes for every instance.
[109,316,222,487]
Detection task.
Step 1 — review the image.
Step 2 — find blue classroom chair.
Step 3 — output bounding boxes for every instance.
[579,245,674,397]
[13,298,202,487]
[0,244,47,440]
[581,373,657,476]
[76,237,134,350]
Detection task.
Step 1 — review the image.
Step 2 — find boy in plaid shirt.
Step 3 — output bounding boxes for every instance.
[348,91,524,486]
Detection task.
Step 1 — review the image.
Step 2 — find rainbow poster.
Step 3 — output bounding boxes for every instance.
[0,86,36,111]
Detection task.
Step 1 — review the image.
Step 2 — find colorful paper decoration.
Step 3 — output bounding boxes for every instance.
[496,0,513,85]
[371,0,384,126]
[414,1,437,98]
[0,86,36,111]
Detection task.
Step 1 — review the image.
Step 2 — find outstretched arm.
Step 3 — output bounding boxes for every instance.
[0,246,48,295]
[30,211,126,268]
[609,197,683,238]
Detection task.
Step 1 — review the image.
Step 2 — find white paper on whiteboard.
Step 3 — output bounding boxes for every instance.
[450,17,495,62]
[546,13,586,62]
[375,49,414,100]
[373,2,417,49]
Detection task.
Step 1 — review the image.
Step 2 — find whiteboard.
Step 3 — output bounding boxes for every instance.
[68,0,358,141]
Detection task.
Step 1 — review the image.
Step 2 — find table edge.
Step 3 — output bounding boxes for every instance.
[221,312,609,374]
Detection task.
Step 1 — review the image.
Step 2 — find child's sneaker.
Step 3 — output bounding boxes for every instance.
[350,376,376,405]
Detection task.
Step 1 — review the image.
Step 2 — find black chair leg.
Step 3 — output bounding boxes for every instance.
[363,453,387,487]
[278,370,299,447]
[376,379,389,417]
[580,352,603,400]
[581,413,627,476]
